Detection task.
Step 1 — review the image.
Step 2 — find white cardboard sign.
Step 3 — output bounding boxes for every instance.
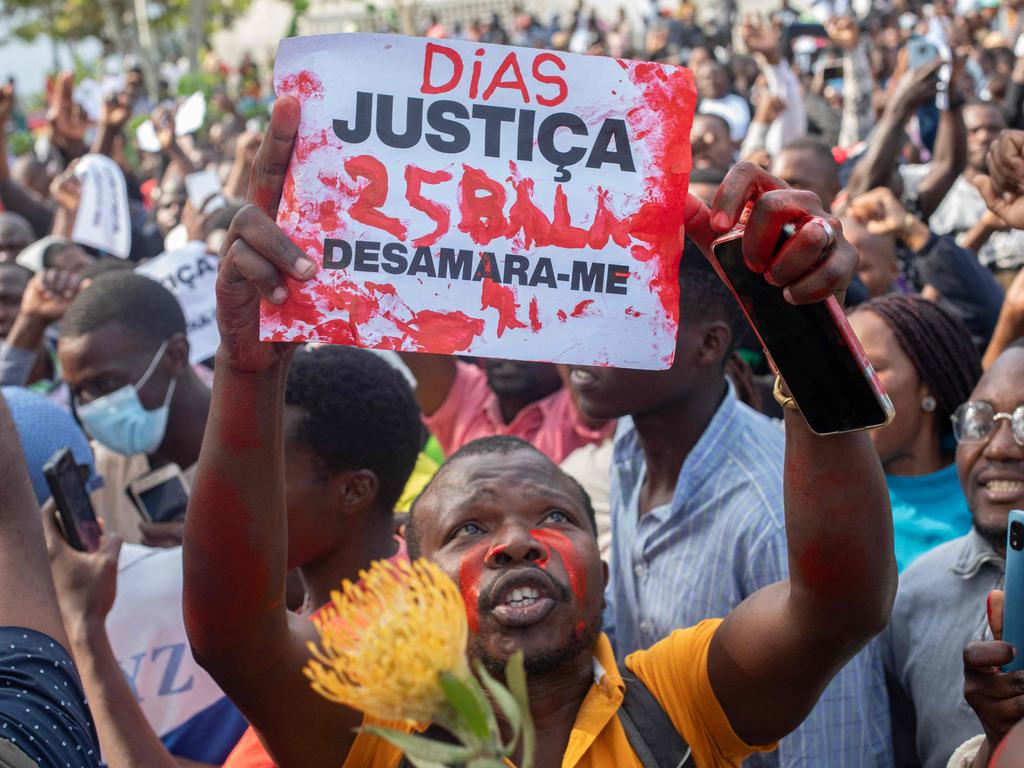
[136,242,220,363]
[263,34,696,369]
[72,154,131,259]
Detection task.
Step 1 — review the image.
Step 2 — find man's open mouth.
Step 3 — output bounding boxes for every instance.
[486,571,559,628]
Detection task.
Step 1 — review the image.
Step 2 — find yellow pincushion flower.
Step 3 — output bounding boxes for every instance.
[304,557,471,724]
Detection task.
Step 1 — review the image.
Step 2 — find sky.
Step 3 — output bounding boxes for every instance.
[0,19,101,98]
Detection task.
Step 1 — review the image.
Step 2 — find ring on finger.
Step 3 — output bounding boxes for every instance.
[810,216,836,264]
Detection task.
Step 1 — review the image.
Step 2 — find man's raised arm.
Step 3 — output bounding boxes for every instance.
[182,96,362,767]
[690,164,897,747]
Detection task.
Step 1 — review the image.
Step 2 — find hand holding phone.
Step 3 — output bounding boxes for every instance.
[43,447,101,552]
[1003,510,1024,672]
[703,163,894,434]
[128,464,190,524]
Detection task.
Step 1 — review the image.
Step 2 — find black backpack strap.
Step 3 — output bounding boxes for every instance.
[618,672,695,768]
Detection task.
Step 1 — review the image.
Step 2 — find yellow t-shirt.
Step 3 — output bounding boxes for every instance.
[342,619,776,768]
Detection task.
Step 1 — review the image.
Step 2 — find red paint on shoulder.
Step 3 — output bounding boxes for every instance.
[528,296,542,332]
[624,306,642,318]
[480,278,528,337]
[571,299,594,318]
[277,69,325,101]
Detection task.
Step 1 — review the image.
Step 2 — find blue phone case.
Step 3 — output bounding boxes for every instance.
[1004,510,1024,672]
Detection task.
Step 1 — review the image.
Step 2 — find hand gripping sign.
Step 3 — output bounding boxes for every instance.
[262,34,696,369]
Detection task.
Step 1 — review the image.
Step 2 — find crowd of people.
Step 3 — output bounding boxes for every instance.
[3,0,1024,766]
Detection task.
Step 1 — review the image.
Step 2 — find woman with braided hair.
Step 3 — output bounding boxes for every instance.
[849,294,983,571]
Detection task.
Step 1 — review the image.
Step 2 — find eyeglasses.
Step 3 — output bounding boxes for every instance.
[951,402,1024,448]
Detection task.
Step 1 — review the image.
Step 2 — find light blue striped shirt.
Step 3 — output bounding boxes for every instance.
[605,383,894,768]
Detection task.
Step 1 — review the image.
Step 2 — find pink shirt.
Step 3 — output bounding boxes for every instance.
[423,362,614,464]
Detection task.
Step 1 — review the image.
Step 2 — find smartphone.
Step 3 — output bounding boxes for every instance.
[1004,510,1024,672]
[822,65,843,82]
[709,215,895,435]
[127,464,190,524]
[907,36,940,70]
[43,447,102,553]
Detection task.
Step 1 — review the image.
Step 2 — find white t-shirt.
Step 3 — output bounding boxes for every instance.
[106,544,246,762]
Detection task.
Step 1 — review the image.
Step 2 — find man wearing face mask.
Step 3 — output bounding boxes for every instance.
[57,271,211,545]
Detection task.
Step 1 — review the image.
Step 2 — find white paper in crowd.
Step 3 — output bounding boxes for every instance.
[75,79,103,121]
[265,33,696,369]
[174,92,207,136]
[136,242,220,363]
[185,169,226,211]
[135,120,162,153]
[71,154,132,259]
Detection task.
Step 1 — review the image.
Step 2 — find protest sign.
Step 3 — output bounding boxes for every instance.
[264,34,696,369]
[72,154,131,259]
[136,242,220,363]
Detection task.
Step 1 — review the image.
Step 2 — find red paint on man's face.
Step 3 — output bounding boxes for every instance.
[458,540,489,633]
[530,528,586,604]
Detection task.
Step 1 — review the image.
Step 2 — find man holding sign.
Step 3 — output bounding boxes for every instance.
[183,62,896,767]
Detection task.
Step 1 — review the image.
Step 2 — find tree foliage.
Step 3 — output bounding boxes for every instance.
[1,0,252,52]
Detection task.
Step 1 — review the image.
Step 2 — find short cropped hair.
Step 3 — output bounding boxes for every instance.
[405,435,597,558]
[285,346,422,514]
[59,271,186,345]
[678,237,749,356]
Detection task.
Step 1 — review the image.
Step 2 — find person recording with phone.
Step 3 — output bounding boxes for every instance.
[3,381,248,765]
[947,581,1024,767]
[884,341,1024,768]
[56,271,211,546]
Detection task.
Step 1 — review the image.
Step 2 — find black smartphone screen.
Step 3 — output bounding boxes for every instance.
[43,448,101,552]
[710,235,892,434]
[138,478,189,524]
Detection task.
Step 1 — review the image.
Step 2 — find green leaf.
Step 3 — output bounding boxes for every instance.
[474,660,522,745]
[404,756,452,768]
[440,672,495,743]
[359,726,476,764]
[505,652,535,768]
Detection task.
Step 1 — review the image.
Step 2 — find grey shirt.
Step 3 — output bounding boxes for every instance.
[883,529,1005,768]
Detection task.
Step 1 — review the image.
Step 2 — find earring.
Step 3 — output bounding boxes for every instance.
[921,396,937,413]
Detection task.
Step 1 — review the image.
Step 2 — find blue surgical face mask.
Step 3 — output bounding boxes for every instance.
[76,340,177,456]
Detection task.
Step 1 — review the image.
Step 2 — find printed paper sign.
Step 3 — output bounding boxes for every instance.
[136,242,220,362]
[72,154,131,259]
[264,34,696,369]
